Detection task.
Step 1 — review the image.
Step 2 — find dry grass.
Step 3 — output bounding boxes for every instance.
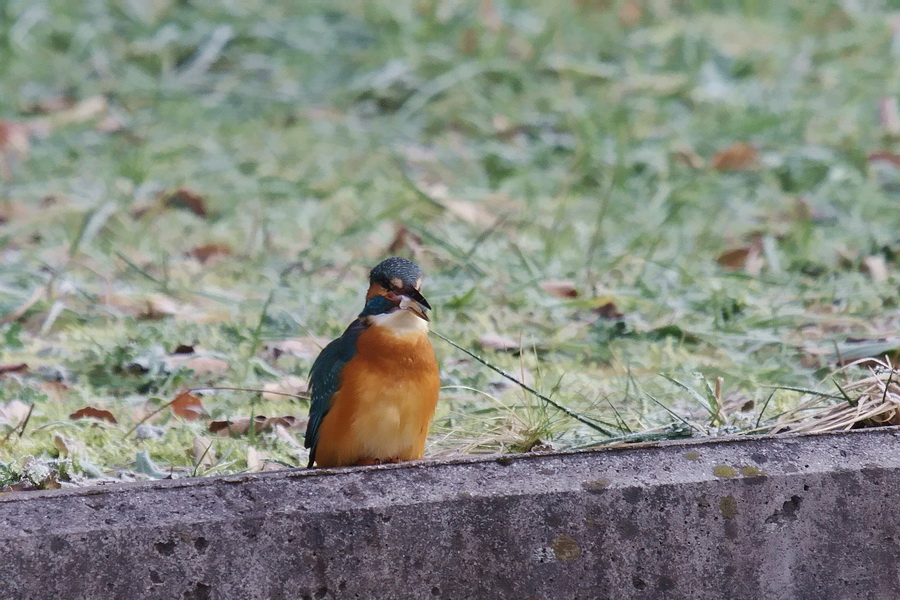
[767,357,900,434]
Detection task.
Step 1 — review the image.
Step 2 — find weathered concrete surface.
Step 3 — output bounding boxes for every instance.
[2,428,900,600]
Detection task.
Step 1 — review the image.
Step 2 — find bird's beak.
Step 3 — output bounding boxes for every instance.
[405,287,431,311]
[398,288,431,322]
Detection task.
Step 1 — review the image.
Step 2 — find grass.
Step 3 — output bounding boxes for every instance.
[0,0,898,488]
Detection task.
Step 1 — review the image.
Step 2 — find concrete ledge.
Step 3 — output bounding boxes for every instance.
[3,428,900,599]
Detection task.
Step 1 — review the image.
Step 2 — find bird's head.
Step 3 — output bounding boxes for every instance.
[364,257,431,322]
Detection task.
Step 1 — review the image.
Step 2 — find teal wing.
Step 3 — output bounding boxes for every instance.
[304,319,365,467]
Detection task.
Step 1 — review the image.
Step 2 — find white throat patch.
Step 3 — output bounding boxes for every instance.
[368,309,429,337]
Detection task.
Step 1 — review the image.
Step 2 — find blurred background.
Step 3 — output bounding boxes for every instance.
[0,0,898,486]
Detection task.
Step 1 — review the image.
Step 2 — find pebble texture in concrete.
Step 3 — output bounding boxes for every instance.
[2,428,900,599]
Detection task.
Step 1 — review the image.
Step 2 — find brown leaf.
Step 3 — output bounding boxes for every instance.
[70,406,118,424]
[141,293,181,319]
[164,187,208,217]
[868,151,900,169]
[273,423,303,448]
[717,245,763,275]
[0,363,28,376]
[209,415,301,436]
[189,243,232,264]
[40,380,69,400]
[711,142,759,171]
[265,338,327,361]
[540,279,578,298]
[164,350,229,376]
[617,0,643,27]
[185,356,229,376]
[478,333,519,351]
[170,391,205,421]
[593,301,624,320]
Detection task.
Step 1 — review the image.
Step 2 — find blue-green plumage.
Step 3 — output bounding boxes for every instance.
[304,295,397,467]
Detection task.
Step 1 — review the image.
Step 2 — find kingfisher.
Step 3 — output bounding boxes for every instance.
[304,257,440,468]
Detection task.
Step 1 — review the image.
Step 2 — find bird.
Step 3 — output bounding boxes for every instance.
[304,257,440,468]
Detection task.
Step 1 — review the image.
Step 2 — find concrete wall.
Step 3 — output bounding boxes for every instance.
[2,428,900,600]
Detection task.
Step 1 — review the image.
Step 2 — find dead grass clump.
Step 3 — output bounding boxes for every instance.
[769,357,900,434]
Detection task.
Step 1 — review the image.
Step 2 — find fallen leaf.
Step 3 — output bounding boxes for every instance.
[170,391,205,421]
[478,333,519,351]
[246,446,262,471]
[141,293,181,319]
[209,415,301,436]
[40,380,69,400]
[0,399,32,426]
[672,147,705,169]
[32,95,108,130]
[189,243,232,264]
[861,255,889,283]
[192,436,216,467]
[868,151,900,169]
[0,363,28,376]
[717,245,763,275]
[70,406,118,424]
[165,351,229,376]
[265,338,327,360]
[182,356,230,376]
[593,301,624,320]
[540,279,578,298]
[262,376,309,400]
[273,423,303,448]
[164,187,208,217]
[711,142,759,171]
[617,0,643,27]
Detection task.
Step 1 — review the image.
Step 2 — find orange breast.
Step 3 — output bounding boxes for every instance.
[313,327,440,468]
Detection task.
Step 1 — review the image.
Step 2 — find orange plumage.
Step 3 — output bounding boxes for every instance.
[312,326,439,468]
